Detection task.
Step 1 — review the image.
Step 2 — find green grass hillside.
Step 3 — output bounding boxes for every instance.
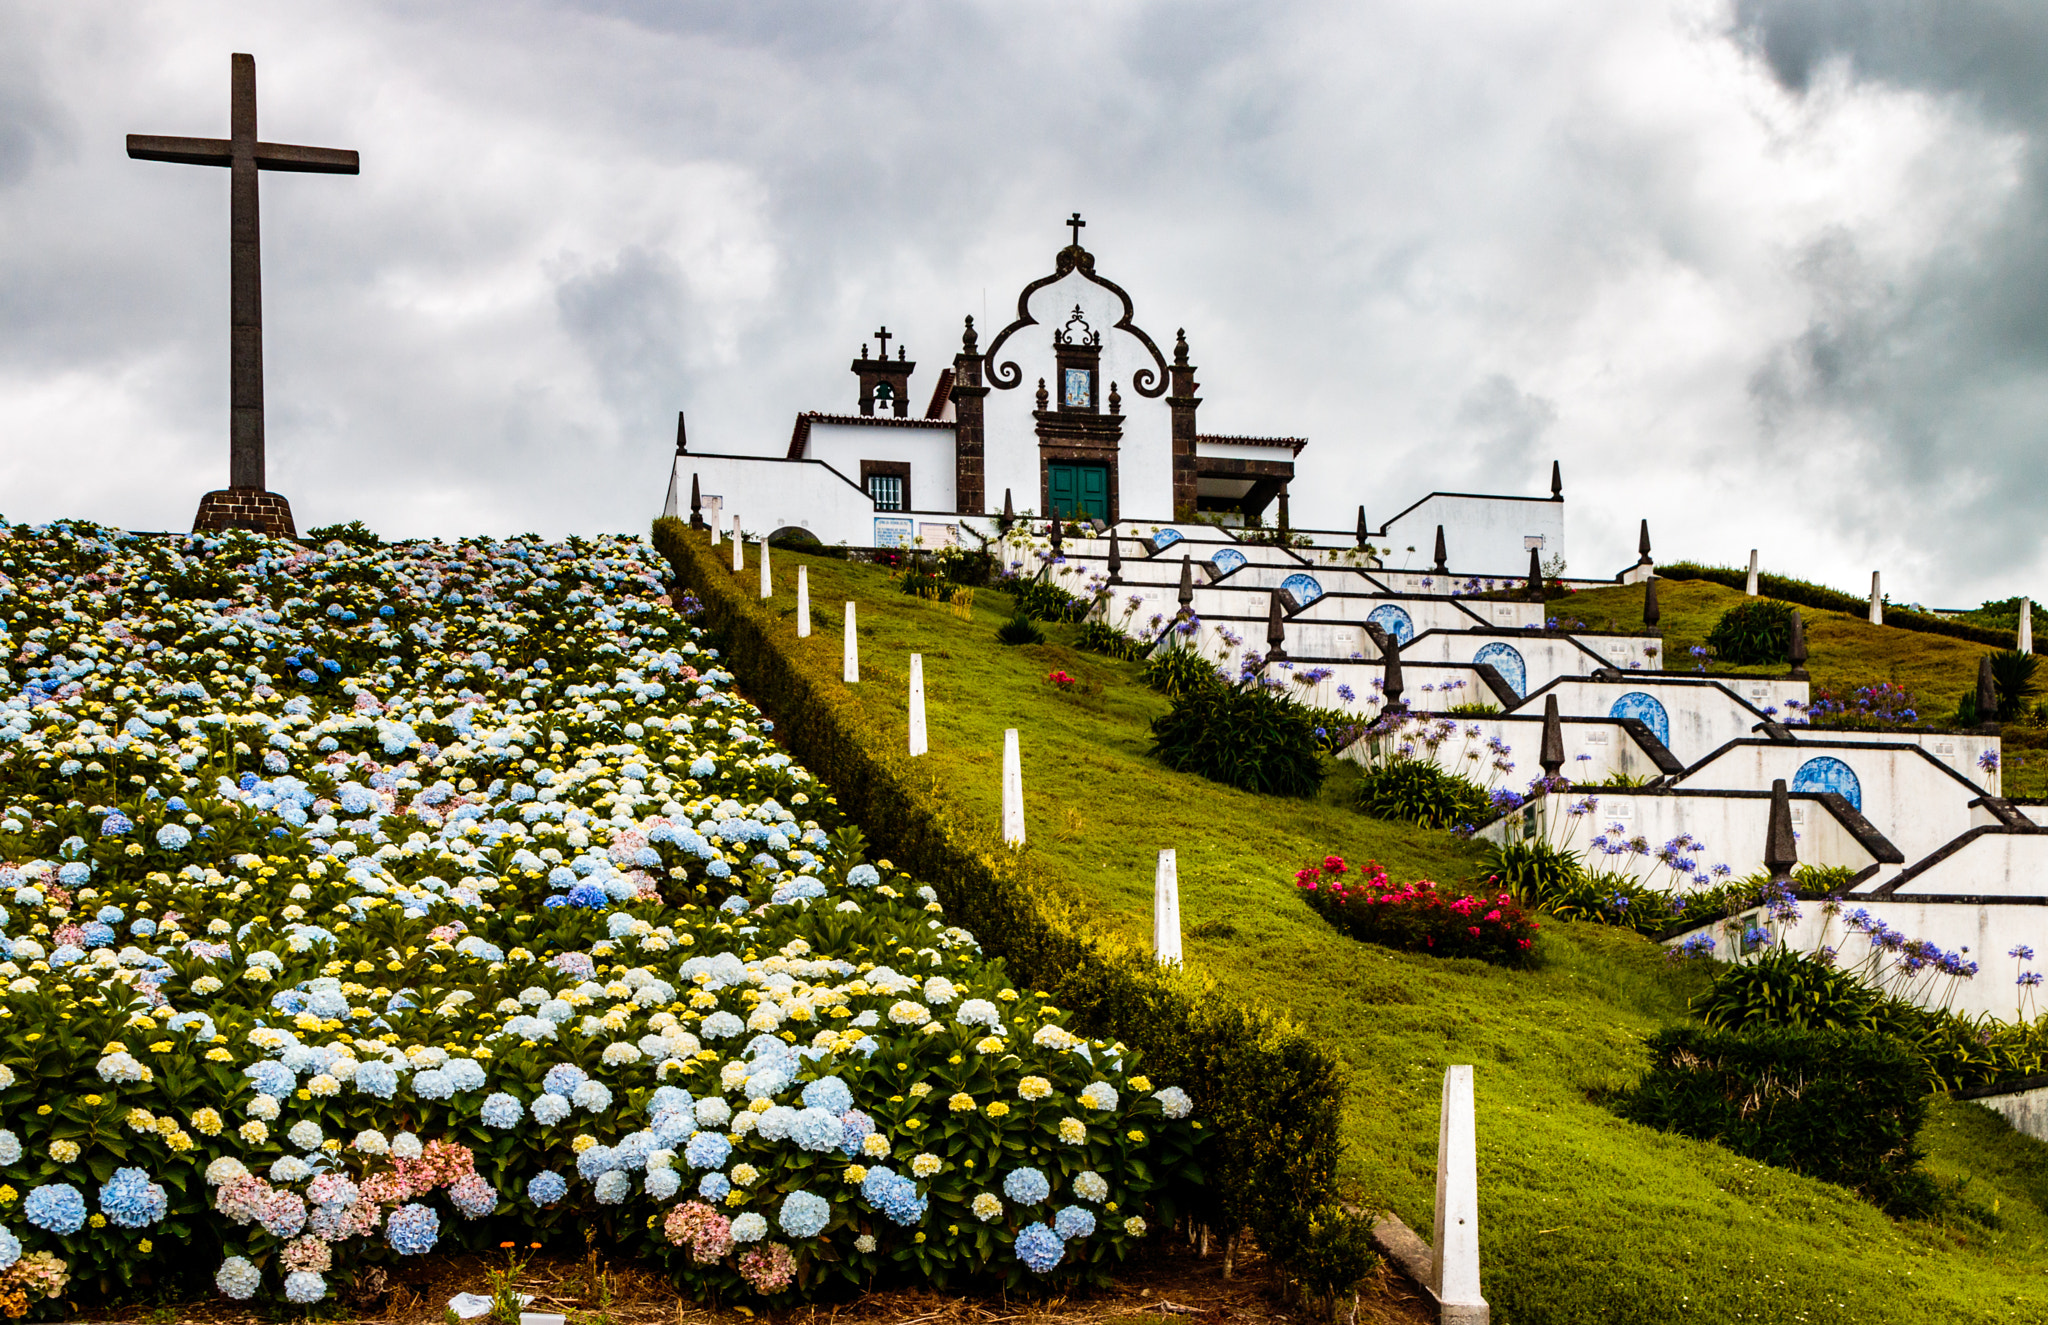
[700,545,2048,1324]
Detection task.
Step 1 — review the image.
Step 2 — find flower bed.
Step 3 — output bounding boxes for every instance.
[0,521,1198,1311]
[1293,857,1538,965]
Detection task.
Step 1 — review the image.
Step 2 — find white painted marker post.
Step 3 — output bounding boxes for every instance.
[842,602,859,683]
[1153,849,1182,966]
[731,515,744,572]
[1432,1065,1488,1325]
[1746,549,1759,596]
[796,566,811,638]
[908,654,928,757]
[1869,571,1883,625]
[758,536,772,599]
[2022,598,2033,655]
[1001,729,1025,846]
[710,511,721,546]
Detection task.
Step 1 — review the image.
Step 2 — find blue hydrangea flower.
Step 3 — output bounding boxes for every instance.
[846,864,880,888]
[684,1132,731,1170]
[0,1227,18,1270]
[354,1061,399,1098]
[481,1093,524,1128]
[385,1203,440,1255]
[412,1068,453,1101]
[155,823,191,850]
[244,1060,297,1097]
[284,1271,327,1304]
[216,1256,261,1299]
[861,1167,928,1226]
[531,1093,571,1126]
[1015,1221,1064,1273]
[730,1212,768,1243]
[572,1079,613,1113]
[779,1189,831,1238]
[791,1106,844,1152]
[1054,1205,1097,1240]
[594,1171,632,1204]
[25,1184,86,1234]
[1003,1168,1051,1205]
[527,1170,568,1206]
[801,1076,853,1114]
[643,1167,680,1200]
[576,1146,617,1180]
[542,1064,588,1096]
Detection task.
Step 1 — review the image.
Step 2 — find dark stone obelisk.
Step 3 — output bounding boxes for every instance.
[129,53,359,537]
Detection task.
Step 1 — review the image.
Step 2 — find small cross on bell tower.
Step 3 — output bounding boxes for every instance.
[851,325,915,417]
[1066,212,1087,248]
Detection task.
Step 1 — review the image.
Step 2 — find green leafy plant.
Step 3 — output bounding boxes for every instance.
[306,519,381,550]
[1619,1024,1937,1215]
[1295,856,1538,965]
[1990,649,2040,721]
[1261,1203,1383,1312]
[1151,677,1326,796]
[995,612,1046,646]
[1692,946,1885,1032]
[1444,701,1502,715]
[1534,870,1679,935]
[1704,598,1796,665]
[1011,577,1087,622]
[1484,838,1586,903]
[1140,643,1222,698]
[1352,760,1490,830]
[1074,618,1147,661]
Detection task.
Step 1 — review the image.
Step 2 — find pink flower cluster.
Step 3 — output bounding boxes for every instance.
[665,1201,735,1264]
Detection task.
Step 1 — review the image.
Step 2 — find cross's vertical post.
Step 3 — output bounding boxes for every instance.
[908,655,927,757]
[1432,1065,1487,1324]
[229,53,264,490]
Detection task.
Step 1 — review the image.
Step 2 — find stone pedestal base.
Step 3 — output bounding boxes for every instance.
[193,488,297,539]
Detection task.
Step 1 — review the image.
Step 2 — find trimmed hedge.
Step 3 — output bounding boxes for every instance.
[1620,1024,1936,1215]
[1657,562,2025,652]
[651,518,1346,1259]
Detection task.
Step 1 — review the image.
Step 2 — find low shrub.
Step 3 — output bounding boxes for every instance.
[1485,838,1586,904]
[1705,598,1796,665]
[1074,619,1148,661]
[897,565,955,602]
[1352,760,1490,831]
[1011,577,1088,623]
[1537,871,1683,935]
[305,518,380,549]
[1294,856,1539,965]
[1140,645,1223,699]
[1798,681,1923,729]
[1150,678,1325,797]
[1991,649,2040,720]
[996,613,1046,646]
[1619,1025,1936,1215]
[1692,946,1885,1032]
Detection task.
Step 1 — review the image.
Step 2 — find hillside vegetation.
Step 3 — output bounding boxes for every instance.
[683,542,2048,1325]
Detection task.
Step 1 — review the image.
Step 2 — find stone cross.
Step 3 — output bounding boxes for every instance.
[1001,729,1026,846]
[1432,1066,1487,1325]
[872,326,893,360]
[1153,849,1182,966]
[842,601,859,683]
[795,566,811,638]
[128,53,358,530]
[1067,212,1086,246]
[908,654,928,757]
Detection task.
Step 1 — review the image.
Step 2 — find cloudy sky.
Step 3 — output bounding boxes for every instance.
[2,0,2043,604]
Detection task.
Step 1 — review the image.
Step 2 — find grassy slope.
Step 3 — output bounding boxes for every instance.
[730,549,2048,1324]
[1560,578,2048,796]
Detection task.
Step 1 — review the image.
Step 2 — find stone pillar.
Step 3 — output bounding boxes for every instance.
[1432,1066,1487,1325]
[842,602,859,684]
[758,537,772,599]
[908,654,928,757]
[1746,549,1759,596]
[731,515,744,572]
[1167,330,1201,519]
[796,566,811,638]
[1001,729,1025,846]
[1153,849,1182,966]
[1869,572,1883,625]
[952,317,989,514]
[2022,598,2033,655]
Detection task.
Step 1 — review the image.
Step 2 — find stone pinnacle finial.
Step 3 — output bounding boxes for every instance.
[1106,528,1122,584]
[1787,609,1808,680]
[1376,621,1405,710]
[962,314,978,353]
[1765,778,1798,883]
[1637,519,1653,567]
[1049,514,1063,554]
[1551,460,1563,499]
[1266,592,1288,662]
[1527,546,1543,600]
[1979,654,2000,733]
[1036,377,1049,411]
[1357,505,1370,549]
[1001,487,1015,529]
[1540,694,1565,778]
[1432,524,1448,577]
[1644,575,1661,629]
[1177,553,1194,614]
[1174,328,1189,367]
[674,410,688,455]
[689,472,705,530]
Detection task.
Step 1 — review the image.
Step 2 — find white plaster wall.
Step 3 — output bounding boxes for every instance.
[1379,494,1565,578]
[800,422,959,514]
[1878,832,2048,897]
[1969,1085,2048,1143]
[1813,729,2001,795]
[680,454,875,546]
[1341,715,1669,786]
[1517,678,1782,765]
[1676,742,1977,865]
[1195,440,1298,464]
[1479,791,1879,881]
[978,271,1177,520]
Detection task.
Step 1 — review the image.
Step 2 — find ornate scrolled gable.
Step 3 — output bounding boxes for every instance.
[983,241,1171,398]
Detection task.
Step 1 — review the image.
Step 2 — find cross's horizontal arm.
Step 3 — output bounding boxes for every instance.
[125,135,358,174]
[126,134,231,166]
[253,142,359,174]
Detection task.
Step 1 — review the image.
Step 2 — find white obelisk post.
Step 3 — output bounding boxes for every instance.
[908,654,928,757]
[1869,571,1883,625]
[710,509,722,546]
[758,536,772,599]
[1746,550,1759,596]
[1153,850,1182,966]
[842,602,859,683]
[2022,598,2033,655]
[731,515,744,572]
[1001,729,1025,846]
[1432,1065,1487,1324]
[796,566,812,638]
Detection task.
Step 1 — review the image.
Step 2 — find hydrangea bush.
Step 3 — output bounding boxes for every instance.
[0,521,1198,1311]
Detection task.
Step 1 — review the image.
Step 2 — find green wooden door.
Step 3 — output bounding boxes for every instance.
[1047,463,1109,520]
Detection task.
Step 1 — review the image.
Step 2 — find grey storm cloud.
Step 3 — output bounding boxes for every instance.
[1,1,2045,602]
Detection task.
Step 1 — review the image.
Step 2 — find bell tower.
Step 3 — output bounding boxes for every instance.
[852,325,914,417]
